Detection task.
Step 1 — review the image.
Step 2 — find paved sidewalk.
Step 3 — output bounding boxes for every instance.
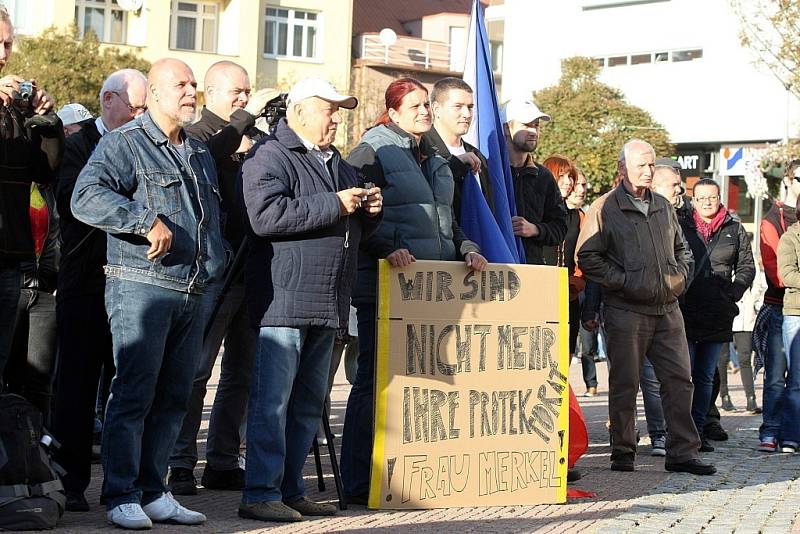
[57,358,800,533]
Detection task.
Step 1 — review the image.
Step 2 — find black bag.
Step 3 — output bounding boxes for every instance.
[0,394,65,531]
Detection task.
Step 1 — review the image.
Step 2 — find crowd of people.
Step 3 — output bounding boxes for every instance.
[0,5,795,529]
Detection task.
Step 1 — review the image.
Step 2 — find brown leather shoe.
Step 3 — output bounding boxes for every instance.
[238,501,302,522]
[284,497,337,516]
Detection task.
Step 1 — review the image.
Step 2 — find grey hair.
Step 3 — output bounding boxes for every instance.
[619,139,655,166]
[99,69,147,109]
[0,6,10,25]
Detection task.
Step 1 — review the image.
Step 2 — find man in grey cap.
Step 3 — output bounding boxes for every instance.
[652,157,687,209]
[57,103,93,136]
[237,78,382,522]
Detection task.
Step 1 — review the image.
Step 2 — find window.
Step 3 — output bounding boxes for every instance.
[631,53,651,65]
[490,40,503,73]
[74,0,127,43]
[264,7,320,59]
[608,55,628,67]
[672,49,703,62]
[171,1,218,53]
[654,51,669,62]
[593,57,605,67]
[5,0,33,34]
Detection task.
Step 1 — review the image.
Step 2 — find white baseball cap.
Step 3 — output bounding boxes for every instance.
[501,98,551,124]
[57,103,93,126]
[287,78,358,109]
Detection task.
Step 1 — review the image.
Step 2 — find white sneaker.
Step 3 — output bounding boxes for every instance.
[142,492,206,525]
[107,503,153,530]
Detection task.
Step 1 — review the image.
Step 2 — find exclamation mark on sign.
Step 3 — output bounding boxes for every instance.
[558,430,567,465]
[386,457,397,502]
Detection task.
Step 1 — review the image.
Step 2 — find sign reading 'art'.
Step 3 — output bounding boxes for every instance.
[369,260,570,509]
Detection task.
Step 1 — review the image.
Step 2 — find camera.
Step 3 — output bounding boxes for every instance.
[261,92,288,133]
[13,80,35,111]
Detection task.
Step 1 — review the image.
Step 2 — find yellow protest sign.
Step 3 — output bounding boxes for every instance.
[369,260,570,509]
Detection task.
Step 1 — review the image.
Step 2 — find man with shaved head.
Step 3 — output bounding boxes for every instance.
[167,60,276,495]
[576,139,715,476]
[52,68,147,513]
[71,58,226,529]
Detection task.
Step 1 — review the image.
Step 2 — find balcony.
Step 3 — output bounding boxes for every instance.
[354,33,464,74]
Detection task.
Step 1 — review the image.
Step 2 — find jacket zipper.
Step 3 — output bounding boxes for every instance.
[334,216,350,330]
[184,148,205,293]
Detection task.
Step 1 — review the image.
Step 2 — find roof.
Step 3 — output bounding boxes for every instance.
[353,0,480,36]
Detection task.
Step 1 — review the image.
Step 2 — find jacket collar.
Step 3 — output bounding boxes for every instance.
[198,107,228,131]
[272,118,342,158]
[139,110,206,155]
[613,183,664,215]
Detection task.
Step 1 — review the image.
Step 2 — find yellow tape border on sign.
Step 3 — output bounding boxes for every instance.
[368,260,391,508]
[557,267,569,503]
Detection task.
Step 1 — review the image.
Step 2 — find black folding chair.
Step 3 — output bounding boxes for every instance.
[311,404,347,510]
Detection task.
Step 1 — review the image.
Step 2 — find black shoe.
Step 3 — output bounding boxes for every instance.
[201,466,245,491]
[345,493,369,506]
[167,467,198,495]
[567,468,582,483]
[610,460,634,472]
[703,422,729,441]
[747,395,762,414]
[699,439,715,452]
[721,394,735,412]
[665,458,716,475]
[65,491,90,512]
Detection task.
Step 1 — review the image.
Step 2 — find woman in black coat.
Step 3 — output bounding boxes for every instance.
[679,178,755,450]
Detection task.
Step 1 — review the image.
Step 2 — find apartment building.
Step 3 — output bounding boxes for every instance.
[5,0,353,92]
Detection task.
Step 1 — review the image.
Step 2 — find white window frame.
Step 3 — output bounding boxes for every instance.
[170,0,218,53]
[5,0,34,35]
[263,6,322,62]
[74,0,128,44]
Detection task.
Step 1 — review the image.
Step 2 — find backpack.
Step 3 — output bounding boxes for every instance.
[0,394,65,531]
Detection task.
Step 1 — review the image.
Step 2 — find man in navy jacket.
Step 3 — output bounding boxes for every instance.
[237,78,382,523]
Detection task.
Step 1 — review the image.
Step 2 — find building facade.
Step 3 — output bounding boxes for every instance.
[6,0,353,93]
[498,0,800,235]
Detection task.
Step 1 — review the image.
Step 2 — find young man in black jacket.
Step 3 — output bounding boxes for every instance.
[168,60,277,496]
[53,68,147,512]
[502,98,567,264]
[424,77,495,221]
[0,7,62,384]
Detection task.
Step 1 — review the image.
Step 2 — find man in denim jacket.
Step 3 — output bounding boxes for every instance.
[71,58,226,530]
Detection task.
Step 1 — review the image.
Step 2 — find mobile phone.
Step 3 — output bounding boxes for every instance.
[363,181,375,202]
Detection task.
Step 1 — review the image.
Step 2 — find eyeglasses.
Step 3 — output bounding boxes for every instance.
[111,91,147,115]
[694,196,719,204]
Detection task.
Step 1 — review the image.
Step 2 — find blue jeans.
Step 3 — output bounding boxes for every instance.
[101,278,204,509]
[687,340,724,435]
[640,357,666,438]
[170,281,255,471]
[340,303,376,497]
[781,315,800,443]
[761,304,787,440]
[243,326,335,503]
[0,265,21,381]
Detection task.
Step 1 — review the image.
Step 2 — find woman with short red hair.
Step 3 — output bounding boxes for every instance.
[340,78,487,503]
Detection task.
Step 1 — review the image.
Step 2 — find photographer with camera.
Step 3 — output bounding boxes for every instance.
[236,78,381,523]
[0,6,63,383]
[167,60,279,496]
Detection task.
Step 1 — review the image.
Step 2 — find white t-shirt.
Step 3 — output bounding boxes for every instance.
[447,142,481,188]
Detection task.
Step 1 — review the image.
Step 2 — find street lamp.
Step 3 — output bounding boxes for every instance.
[379,28,397,65]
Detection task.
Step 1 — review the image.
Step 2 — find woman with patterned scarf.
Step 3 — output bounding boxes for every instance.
[678,178,755,452]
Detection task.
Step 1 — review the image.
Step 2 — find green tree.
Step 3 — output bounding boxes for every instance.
[533,56,672,196]
[7,26,150,116]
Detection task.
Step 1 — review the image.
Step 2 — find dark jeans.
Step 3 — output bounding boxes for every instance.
[761,303,786,441]
[640,358,666,438]
[101,278,204,510]
[242,326,335,503]
[0,265,21,381]
[340,303,376,497]
[7,288,57,424]
[52,292,114,494]
[781,315,800,443]
[170,281,255,472]
[687,340,724,435]
[577,325,598,389]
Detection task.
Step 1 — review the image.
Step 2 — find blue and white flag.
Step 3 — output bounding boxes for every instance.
[461,0,525,264]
